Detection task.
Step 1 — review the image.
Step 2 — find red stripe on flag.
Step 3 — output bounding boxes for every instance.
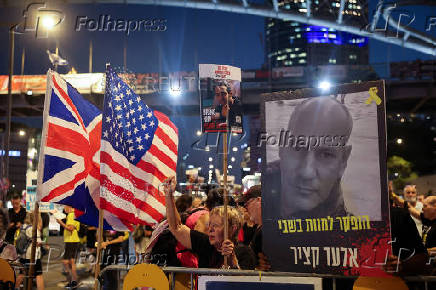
[100,174,164,223]
[154,126,178,156]
[52,75,87,132]
[148,144,177,171]
[100,151,166,208]
[136,159,166,182]
[100,197,138,225]
[155,110,178,134]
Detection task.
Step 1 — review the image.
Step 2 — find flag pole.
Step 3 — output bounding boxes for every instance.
[94,63,110,290]
[27,202,39,290]
[222,84,230,268]
[94,209,104,290]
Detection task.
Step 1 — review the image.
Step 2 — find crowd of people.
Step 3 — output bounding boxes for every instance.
[0,180,436,289]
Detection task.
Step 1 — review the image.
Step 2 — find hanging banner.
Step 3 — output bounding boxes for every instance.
[261,81,391,276]
[199,64,242,133]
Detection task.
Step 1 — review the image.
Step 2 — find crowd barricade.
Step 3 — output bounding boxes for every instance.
[98,265,436,290]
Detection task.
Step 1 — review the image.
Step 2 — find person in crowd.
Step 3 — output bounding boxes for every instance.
[164,176,255,269]
[85,226,97,273]
[56,206,80,289]
[266,97,353,218]
[0,209,17,261]
[100,230,125,289]
[239,185,271,271]
[384,195,435,277]
[132,225,151,264]
[121,231,130,265]
[5,193,26,244]
[193,187,237,234]
[418,193,426,204]
[15,212,44,290]
[191,197,203,209]
[403,185,424,236]
[40,213,50,257]
[175,195,192,215]
[237,201,257,246]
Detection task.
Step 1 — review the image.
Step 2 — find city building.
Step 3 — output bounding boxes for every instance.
[265,0,368,68]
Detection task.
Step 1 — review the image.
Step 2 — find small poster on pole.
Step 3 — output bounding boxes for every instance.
[199,64,242,133]
[261,81,391,276]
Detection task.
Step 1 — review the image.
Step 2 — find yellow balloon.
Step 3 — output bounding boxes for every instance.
[353,276,409,290]
[0,258,15,287]
[123,264,169,290]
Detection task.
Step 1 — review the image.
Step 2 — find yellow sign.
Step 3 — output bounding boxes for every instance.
[0,258,15,288]
[365,87,382,105]
[123,263,169,290]
[353,276,408,290]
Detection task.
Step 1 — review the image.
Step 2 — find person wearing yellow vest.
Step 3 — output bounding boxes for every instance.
[56,206,80,289]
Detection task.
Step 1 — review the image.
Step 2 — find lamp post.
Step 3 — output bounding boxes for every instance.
[2,15,58,200]
[2,24,18,201]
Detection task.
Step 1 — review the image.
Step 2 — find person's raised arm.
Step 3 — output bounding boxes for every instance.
[164,176,192,249]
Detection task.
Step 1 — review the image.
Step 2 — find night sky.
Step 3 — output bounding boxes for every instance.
[1,1,435,184]
[0,1,435,75]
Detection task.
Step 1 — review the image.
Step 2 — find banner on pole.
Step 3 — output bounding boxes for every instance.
[261,81,391,276]
[199,64,242,133]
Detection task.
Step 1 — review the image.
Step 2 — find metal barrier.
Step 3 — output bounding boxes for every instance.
[99,264,436,290]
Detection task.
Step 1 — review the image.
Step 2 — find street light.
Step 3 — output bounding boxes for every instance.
[19,130,26,136]
[41,16,57,29]
[3,18,57,194]
[318,80,331,91]
[396,138,403,145]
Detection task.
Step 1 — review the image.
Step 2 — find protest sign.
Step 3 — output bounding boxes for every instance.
[261,81,391,275]
[199,64,242,133]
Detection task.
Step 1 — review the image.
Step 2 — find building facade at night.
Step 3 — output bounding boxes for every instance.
[265,0,368,68]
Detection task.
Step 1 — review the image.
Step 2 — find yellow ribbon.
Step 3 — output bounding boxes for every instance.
[365,87,382,105]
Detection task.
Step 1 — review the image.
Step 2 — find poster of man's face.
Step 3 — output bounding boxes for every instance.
[261,81,391,275]
[199,64,242,133]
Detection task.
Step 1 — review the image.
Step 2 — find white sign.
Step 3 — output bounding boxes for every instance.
[26,186,54,212]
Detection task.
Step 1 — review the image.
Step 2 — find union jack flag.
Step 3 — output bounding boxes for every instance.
[37,70,130,230]
[100,67,178,225]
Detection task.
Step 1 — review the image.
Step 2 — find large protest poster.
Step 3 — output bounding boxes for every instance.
[261,81,391,275]
[199,64,242,133]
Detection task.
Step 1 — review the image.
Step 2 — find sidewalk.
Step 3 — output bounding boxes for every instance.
[41,236,95,290]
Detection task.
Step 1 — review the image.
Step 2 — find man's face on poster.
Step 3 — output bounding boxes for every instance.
[278,97,352,215]
[215,86,228,106]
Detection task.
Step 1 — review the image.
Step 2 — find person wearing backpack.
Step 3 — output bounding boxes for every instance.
[15,212,45,290]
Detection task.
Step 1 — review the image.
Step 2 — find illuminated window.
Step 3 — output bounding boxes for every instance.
[299,59,306,64]
[329,58,336,64]
[296,34,301,38]
[277,54,287,61]
[349,54,357,60]
[290,54,296,58]
[299,52,307,57]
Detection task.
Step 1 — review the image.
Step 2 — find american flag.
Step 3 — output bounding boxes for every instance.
[100,67,178,225]
[37,70,130,231]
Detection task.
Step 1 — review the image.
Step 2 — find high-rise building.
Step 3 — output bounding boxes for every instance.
[265,0,368,68]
